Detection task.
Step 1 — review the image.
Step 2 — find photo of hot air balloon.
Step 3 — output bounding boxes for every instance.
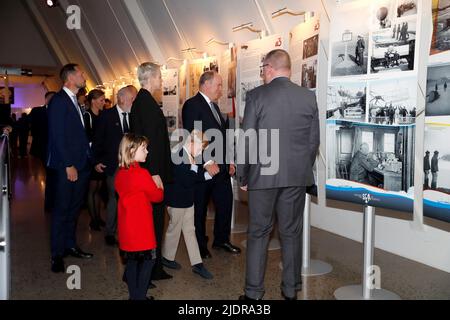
[372,0,397,31]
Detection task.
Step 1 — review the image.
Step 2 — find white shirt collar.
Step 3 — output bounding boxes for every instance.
[199,91,212,105]
[62,86,77,100]
[116,104,126,114]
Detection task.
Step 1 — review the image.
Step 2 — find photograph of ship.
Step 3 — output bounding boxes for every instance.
[426,63,450,116]
[327,82,367,123]
[431,0,450,54]
[368,77,417,125]
[371,19,416,73]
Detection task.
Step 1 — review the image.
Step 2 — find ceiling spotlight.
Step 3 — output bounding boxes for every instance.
[46,0,59,8]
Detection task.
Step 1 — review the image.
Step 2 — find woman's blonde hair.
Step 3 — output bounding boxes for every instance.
[118,133,149,168]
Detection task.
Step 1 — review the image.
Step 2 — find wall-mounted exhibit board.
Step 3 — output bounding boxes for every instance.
[161,68,179,133]
[326,0,421,213]
[237,34,287,120]
[289,14,321,89]
[424,0,450,223]
[218,45,237,115]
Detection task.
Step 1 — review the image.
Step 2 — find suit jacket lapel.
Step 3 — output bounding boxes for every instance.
[197,93,223,128]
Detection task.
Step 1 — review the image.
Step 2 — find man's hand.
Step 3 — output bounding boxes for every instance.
[240,185,248,192]
[66,166,78,182]
[152,175,164,189]
[205,162,220,177]
[229,164,236,177]
[95,163,106,173]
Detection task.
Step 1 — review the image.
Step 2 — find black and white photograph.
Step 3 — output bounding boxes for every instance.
[426,64,450,116]
[327,82,366,122]
[240,80,261,104]
[430,0,450,54]
[373,0,397,31]
[302,59,317,89]
[371,19,416,73]
[163,84,177,96]
[327,120,415,193]
[396,0,418,18]
[303,34,319,60]
[424,124,450,192]
[330,4,369,77]
[165,112,177,133]
[368,77,417,125]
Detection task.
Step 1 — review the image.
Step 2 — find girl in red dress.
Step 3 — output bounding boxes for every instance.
[115,134,164,300]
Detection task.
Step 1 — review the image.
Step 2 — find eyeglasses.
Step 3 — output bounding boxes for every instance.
[259,64,270,76]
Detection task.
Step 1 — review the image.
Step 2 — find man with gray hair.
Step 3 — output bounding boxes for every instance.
[92,85,137,246]
[237,49,320,300]
[130,62,173,281]
[182,70,241,260]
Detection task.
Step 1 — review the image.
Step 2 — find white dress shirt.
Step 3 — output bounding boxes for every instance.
[63,86,85,127]
[116,104,129,133]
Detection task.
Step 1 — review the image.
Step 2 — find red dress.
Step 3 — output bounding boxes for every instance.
[115,163,164,252]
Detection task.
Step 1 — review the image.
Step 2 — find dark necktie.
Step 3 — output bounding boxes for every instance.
[210,102,222,125]
[122,112,129,133]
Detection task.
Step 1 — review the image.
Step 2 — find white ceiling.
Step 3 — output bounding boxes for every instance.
[5,0,334,88]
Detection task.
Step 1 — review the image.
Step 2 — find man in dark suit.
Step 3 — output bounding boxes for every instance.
[47,64,93,273]
[182,71,241,259]
[130,62,173,281]
[30,92,56,212]
[93,85,137,246]
[30,91,55,163]
[237,49,320,300]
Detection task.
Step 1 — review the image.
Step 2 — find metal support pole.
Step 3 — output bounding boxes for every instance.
[334,205,400,300]
[301,194,332,276]
[280,193,332,275]
[231,178,246,233]
[0,162,10,300]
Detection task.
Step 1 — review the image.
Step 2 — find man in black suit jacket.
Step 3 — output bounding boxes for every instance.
[92,85,137,246]
[30,91,55,162]
[47,64,93,273]
[130,62,173,281]
[30,91,56,212]
[182,71,241,259]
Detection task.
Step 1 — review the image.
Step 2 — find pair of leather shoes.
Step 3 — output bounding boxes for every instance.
[212,242,241,254]
[162,257,181,270]
[51,256,65,273]
[151,269,173,280]
[64,247,93,259]
[200,248,212,259]
[281,292,297,300]
[192,264,213,279]
[238,295,260,300]
[105,235,117,246]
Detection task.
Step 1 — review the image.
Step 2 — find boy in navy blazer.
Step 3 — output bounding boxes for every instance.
[162,130,214,279]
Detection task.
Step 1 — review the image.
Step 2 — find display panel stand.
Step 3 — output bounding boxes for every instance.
[231,178,247,234]
[279,193,332,275]
[334,205,401,300]
[301,194,333,276]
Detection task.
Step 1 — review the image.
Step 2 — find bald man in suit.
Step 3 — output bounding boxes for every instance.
[237,49,320,300]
